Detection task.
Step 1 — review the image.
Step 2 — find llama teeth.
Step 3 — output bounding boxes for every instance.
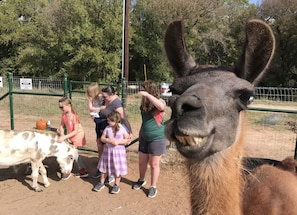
[176,135,204,146]
[193,137,204,146]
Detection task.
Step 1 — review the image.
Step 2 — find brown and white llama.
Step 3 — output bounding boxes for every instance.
[164,19,297,215]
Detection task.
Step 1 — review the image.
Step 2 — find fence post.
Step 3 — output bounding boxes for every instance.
[63,74,68,97]
[8,73,14,130]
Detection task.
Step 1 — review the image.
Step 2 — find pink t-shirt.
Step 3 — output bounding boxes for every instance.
[61,113,86,147]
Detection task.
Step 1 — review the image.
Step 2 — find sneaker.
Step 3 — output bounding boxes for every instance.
[93,182,105,192]
[132,179,146,190]
[92,170,101,179]
[61,173,71,180]
[111,184,120,194]
[148,186,158,198]
[74,172,89,178]
[104,176,115,185]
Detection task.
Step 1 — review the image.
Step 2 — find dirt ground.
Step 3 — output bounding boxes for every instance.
[1,104,297,215]
[0,114,192,215]
[0,149,191,215]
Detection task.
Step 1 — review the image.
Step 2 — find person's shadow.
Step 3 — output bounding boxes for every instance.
[120,177,148,196]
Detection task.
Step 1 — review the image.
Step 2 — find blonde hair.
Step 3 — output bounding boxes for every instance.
[58,97,81,122]
[107,110,122,137]
[87,83,101,100]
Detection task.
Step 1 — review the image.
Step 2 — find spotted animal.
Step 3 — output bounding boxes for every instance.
[0,130,78,192]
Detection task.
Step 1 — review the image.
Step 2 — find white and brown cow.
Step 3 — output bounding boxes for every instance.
[0,130,78,192]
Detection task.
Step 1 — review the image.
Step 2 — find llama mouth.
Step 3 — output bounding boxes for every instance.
[170,127,216,159]
[165,120,216,159]
[175,135,206,147]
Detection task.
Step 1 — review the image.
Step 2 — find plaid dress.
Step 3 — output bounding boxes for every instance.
[97,125,128,177]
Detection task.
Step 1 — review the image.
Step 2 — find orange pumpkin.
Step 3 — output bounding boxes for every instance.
[36,119,47,130]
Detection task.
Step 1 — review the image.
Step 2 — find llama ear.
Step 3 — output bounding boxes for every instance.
[235,19,275,85]
[164,20,196,77]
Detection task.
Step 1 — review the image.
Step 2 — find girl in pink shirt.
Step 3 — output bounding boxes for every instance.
[58,97,88,180]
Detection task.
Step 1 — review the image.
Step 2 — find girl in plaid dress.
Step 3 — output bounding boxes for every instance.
[93,110,130,194]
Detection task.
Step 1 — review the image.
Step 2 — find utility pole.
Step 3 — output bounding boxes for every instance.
[123,0,130,82]
[121,0,130,107]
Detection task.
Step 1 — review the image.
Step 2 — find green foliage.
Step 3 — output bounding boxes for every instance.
[0,0,123,82]
[129,0,253,81]
[129,1,170,81]
[255,0,297,87]
[0,0,296,87]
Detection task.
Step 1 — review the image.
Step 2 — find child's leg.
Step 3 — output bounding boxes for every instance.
[111,176,121,194]
[76,155,87,174]
[93,172,107,192]
[115,176,121,186]
[100,172,107,184]
[97,141,103,159]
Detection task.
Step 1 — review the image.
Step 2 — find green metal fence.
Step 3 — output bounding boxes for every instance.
[1,73,297,160]
[0,73,141,153]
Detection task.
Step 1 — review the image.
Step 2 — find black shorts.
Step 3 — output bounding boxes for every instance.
[94,118,108,139]
[138,136,167,156]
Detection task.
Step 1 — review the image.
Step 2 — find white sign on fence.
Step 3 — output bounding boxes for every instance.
[20,78,32,90]
[0,77,2,88]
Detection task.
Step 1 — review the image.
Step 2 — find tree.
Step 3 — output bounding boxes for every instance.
[129,0,251,82]
[4,0,286,87]
[257,0,297,87]
[0,0,125,83]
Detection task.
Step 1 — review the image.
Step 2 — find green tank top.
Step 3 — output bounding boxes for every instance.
[140,109,166,142]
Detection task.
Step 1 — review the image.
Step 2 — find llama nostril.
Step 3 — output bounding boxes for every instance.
[175,95,202,116]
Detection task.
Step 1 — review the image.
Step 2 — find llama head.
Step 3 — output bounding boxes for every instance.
[164,20,275,160]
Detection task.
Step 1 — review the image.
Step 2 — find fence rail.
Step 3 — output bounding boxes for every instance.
[1,75,297,160]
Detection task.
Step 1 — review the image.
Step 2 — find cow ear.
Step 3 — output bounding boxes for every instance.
[235,19,275,85]
[164,20,196,78]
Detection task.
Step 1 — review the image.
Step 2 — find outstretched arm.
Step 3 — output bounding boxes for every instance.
[139,90,166,111]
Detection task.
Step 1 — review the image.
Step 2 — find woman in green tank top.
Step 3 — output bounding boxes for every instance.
[132,80,167,198]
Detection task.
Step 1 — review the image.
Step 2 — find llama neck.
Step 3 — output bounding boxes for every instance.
[188,150,243,215]
[188,112,245,215]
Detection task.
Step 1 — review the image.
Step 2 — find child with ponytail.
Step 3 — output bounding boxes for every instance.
[58,97,88,179]
[93,110,130,194]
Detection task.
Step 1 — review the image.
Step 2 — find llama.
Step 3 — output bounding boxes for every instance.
[0,130,78,192]
[164,19,297,215]
[243,157,297,215]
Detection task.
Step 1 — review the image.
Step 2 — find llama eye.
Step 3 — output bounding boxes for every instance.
[236,89,254,111]
[248,96,254,104]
